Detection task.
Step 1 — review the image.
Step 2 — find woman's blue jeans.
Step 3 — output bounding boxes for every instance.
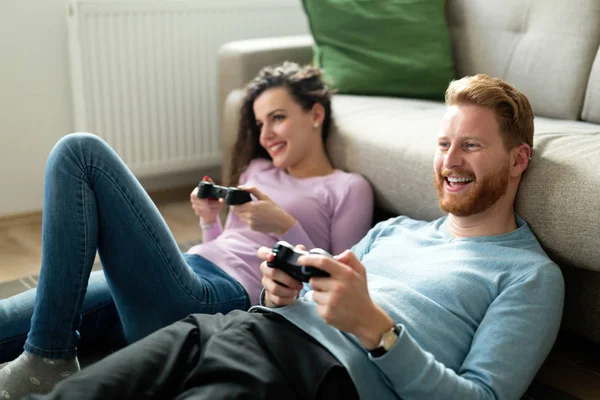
[0,133,249,361]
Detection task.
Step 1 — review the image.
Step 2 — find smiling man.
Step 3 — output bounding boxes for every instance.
[433,77,535,235]
[30,75,564,400]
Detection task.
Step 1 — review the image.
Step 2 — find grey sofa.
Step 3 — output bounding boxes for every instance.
[217,0,600,344]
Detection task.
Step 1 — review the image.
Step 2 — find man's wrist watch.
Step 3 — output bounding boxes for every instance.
[368,325,401,357]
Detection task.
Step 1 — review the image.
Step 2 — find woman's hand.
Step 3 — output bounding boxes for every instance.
[190,178,224,224]
[233,186,296,235]
[257,246,304,308]
[302,250,394,350]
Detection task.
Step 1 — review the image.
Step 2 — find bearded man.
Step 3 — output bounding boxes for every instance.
[30,74,564,400]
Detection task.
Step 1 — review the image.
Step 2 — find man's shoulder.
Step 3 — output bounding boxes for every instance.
[500,251,564,297]
[496,219,555,264]
[505,242,562,282]
[481,223,563,288]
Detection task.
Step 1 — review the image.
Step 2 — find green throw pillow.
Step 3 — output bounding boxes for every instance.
[302,0,455,100]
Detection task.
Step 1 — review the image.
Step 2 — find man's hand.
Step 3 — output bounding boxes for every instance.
[257,246,304,308]
[232,186,296,236]
[302,250,394,350]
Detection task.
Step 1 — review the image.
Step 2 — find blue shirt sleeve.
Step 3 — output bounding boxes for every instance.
[370,263,564,399]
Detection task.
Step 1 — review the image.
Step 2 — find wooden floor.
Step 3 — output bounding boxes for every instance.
[0,187,201,283]
[0,189,599,399]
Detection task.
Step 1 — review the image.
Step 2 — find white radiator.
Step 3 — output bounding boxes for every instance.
[67,0,309,177]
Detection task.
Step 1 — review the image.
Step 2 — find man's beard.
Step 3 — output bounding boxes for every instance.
[434,163,509,217]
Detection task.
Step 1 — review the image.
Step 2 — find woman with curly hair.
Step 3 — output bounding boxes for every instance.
[0,61,373,397]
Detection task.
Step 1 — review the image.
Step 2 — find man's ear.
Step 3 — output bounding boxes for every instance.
[511,143,531,178]
[311,103,326,127]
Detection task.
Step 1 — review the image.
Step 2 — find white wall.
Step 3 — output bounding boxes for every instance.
[0,1,74,216]
[0,1,309,217]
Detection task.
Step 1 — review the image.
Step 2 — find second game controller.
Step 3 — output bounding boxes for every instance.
[267,241,331,282]
[197,181,252,205]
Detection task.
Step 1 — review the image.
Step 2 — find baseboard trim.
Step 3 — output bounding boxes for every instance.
[0,210,42,225]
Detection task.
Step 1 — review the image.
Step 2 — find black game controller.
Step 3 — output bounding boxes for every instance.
[267,241,331,282]
[197,181,252,205]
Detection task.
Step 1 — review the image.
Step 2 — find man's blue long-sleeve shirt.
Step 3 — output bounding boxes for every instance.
[251,215,564,399]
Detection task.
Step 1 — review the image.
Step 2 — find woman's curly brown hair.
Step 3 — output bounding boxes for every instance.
[227,62,333,186]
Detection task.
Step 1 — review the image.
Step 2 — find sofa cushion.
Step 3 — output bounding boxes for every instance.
[446,0,600,120]
[326,95,600,274]
[327,96,446,222]
[301,0,454,99]
[582,48,600,124]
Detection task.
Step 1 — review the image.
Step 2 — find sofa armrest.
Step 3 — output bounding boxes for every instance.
[217,34,313,182]
[217,35,313,112]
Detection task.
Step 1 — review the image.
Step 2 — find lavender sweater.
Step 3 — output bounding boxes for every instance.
[187,158,374,304]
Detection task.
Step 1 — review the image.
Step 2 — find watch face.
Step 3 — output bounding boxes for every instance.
[382,326,400,350]
[382,332,396,350]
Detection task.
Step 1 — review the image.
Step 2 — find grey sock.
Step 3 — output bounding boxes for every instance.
[0,351,80,398]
